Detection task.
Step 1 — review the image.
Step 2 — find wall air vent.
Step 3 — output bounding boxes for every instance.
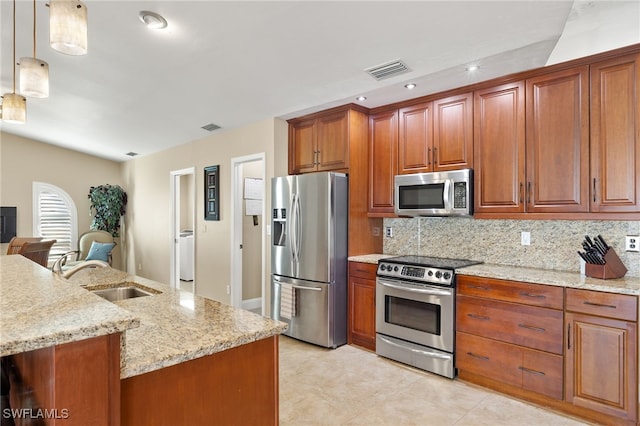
[202,123,221,132]
[365,60,411,81]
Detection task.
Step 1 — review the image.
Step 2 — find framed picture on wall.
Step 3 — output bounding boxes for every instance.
[204,165,220,221]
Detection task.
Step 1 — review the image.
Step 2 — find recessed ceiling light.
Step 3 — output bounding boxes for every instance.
[404,83,417,89]
[356,96,367,101]
[138,11,168,30]
[466,65,479,72]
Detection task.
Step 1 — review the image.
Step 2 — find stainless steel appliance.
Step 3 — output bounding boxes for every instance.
[271,172,348,348]
[376,255,481,378]
[394,169,473,217]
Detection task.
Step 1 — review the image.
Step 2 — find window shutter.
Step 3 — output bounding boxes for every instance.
[33,182,78,265]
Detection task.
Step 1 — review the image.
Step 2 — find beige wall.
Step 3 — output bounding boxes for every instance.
[121,118,289,304]
[0,132,122,264]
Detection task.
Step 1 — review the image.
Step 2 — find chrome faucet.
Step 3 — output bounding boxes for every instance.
[52,256,109,279]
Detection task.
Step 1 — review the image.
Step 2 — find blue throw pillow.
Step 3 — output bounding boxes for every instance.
[85,241,115,262]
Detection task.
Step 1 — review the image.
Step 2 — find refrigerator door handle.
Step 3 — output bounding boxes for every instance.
[294,193,302,262]
[289,194,298,263]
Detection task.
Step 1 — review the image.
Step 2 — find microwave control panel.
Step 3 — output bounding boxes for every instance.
[453,182,467,209]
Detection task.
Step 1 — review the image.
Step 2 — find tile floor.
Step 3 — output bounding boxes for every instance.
[279,336,591,426]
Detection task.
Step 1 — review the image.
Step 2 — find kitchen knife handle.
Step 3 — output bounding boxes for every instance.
[519,183,523,203]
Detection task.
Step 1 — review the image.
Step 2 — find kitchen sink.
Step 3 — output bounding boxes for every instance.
[90,285,159,302]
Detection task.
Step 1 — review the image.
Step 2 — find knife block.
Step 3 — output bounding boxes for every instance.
[585,248,628,279]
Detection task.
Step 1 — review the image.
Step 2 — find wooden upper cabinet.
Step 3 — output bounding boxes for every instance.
[289,118,317,174]
[525,66,590,213]
[398,103,432,174]
[433,92,473,171]
[474,82,526,213]
[288,109,349,174]
[590,53,640,212]
[316,110,350,171]
[369,110,398,214]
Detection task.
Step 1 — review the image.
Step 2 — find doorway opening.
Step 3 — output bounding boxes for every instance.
[170,167,196,293]
[230,153,266,314]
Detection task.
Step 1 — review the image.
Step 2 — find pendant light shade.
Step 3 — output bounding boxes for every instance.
[19,58,50,98]
[1,93,27,124]
[50,0,88,55]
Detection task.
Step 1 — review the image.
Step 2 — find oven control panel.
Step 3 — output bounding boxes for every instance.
[377,262,453,286]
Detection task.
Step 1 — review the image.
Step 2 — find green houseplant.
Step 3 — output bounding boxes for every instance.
[88,185,128,237]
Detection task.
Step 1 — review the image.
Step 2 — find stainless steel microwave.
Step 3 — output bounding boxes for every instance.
[394,169,473,217]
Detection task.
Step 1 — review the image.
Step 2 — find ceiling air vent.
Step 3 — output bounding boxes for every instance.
[126,152,138,157]
[365,60,411,81]
[201,123,221,132]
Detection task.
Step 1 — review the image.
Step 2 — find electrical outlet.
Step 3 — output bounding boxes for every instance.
[626,236,640,252]
[385,227,393,238]
[521,231,531,246]
[226,285,231,295]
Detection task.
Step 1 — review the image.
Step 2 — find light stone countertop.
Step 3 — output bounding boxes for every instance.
[67,266,288,379]
[0,255,140,357]
[348,253,640,296]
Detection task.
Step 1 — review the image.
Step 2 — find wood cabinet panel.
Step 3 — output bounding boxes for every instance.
[565,312,637,421]
[566,288,637,322]
[457,275,563,309]
[398,103,432,174]
[590,53,640,212]
[433,92,473,171]
[474,82,526,213]
[369,110,398,214]
[525,66,590,212]
[289,118,316,174]
[457,294,564,354]
[316,111,349,171]
[348,261,377,350]
[456,331,522,387]
[521,346,564,400]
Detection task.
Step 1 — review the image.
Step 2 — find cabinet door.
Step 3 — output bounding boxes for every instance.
[474,82,526,213]
[590,53,640,212]
[289,119,317,174]
[348,275,376,350]
[433,92,473,171]
[565,312,637,421]
[526,67,590,212]
[398,102,432,174]
[316,110,349,171]
[369,111,398,214]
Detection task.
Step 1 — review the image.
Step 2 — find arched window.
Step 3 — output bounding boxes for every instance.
[33,182,78,264]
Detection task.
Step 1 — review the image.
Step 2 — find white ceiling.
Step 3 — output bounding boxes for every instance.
[1,1,638,162]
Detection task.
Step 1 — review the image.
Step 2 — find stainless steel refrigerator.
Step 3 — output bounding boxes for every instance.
[271,172,348,348]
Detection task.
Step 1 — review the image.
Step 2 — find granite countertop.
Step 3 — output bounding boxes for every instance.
[68,267,288,379]
[348,253,640,296]
[0,255,139,357]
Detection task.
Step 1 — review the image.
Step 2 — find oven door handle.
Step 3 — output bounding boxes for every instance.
[377,279,452,296]
[378,335,451,360]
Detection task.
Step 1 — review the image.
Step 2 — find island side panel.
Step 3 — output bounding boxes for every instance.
[7,333,121,426]
[121,336,279,425]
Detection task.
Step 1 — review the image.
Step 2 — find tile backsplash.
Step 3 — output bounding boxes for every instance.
[383,218,640,277]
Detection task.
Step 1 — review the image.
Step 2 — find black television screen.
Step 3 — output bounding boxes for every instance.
[1,207,17,243]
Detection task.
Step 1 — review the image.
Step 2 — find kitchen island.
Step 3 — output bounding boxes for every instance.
[1,255,287,425]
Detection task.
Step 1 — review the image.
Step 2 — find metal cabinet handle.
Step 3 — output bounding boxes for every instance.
[519,292,545,299]
[467,313,490,321]
[567,323,571,350]
[433,147,438,165]
[468,285,490,291]
[527,182,532,204]
[593,178,596,202]
[466,352,489,361]
[519,366,545,376]
[583,301,616,309]
[427,148,432,166]
[518,324,546,333]
[519,182,524,203]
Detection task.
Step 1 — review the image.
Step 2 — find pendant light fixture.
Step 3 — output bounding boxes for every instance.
[2,0,27,124]
[49,0,88,55]
[19,0,50,98]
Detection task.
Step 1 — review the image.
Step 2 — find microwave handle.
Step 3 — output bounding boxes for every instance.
[443,179,451,209]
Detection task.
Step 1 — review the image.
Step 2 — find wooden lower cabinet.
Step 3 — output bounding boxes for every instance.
[565,289,638,423]
[348,262,377,350]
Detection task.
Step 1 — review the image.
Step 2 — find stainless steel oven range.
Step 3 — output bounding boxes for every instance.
[376,255,481,379]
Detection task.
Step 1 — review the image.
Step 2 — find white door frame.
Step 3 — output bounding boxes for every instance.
[230,153,266,312]
[170,167,195,289]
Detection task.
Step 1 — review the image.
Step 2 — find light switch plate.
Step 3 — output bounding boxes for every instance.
[521,231,531,246]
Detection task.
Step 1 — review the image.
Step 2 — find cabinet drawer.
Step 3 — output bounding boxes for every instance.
[566,288,637,321]
[456,332,563,400]
[458,276,563,309]
[457,295,564,354]
[348,262,378,279]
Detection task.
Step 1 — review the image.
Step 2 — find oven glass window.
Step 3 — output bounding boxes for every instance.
[384,295,441,335]
[398,183,445,209]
